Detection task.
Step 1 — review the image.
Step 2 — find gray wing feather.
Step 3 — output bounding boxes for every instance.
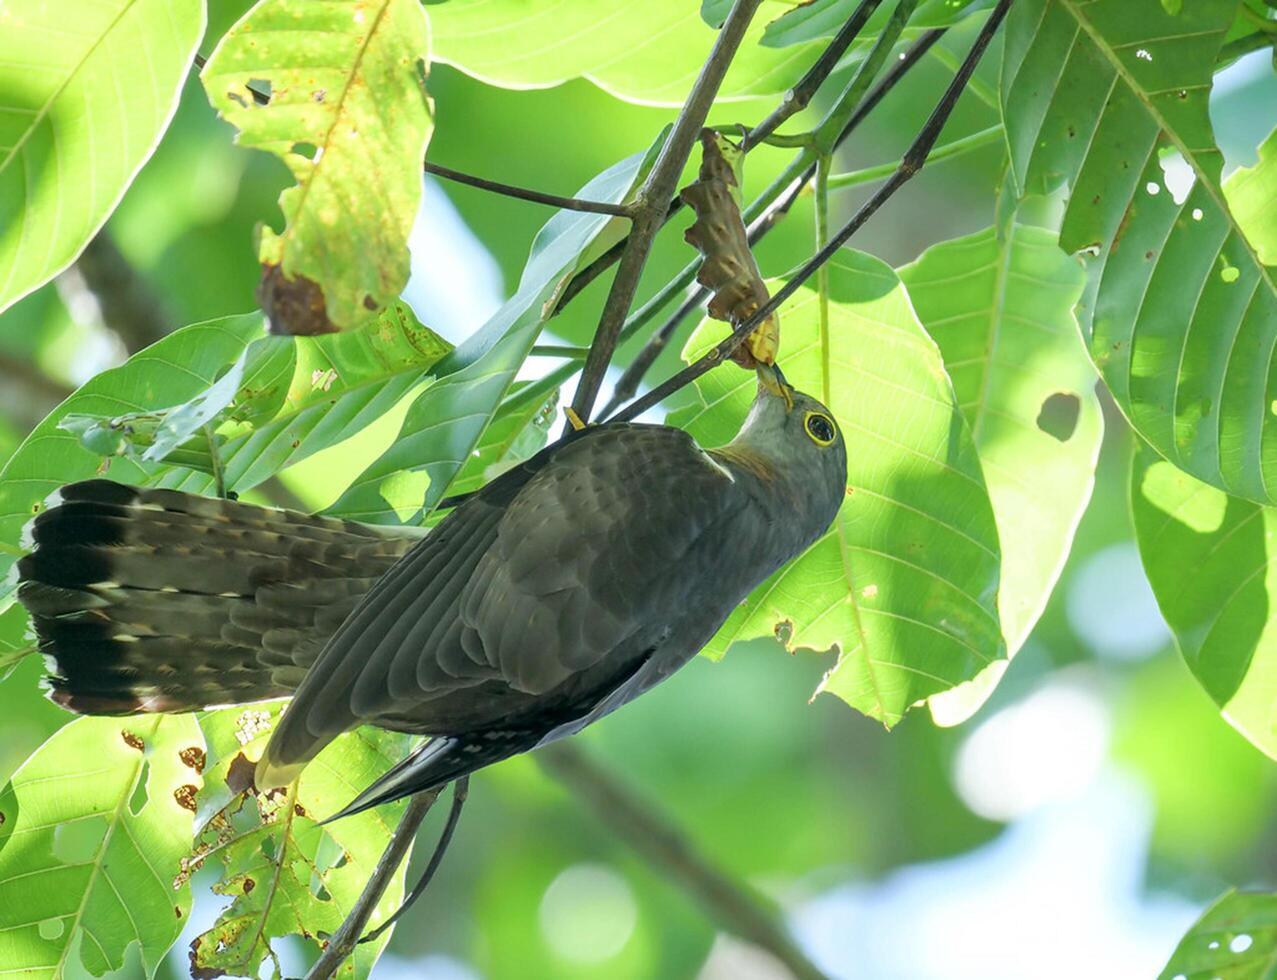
[263,424,742,772]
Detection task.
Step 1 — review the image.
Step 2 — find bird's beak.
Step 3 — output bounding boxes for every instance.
[756,362,794,412]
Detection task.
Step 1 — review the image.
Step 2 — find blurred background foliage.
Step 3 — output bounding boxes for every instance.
[2,3,1277,978]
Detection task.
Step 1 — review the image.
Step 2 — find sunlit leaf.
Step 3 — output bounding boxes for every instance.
[1131,448,1277,761]
[443,382,559,502]
[429,0,824,106]
[673,251,1004,726]
[202,0,433,331]
[1158,889,1277,979]
[0,0,205,316]
[0,314,264,601]
[899,221,1102,725]
[328,145,656,524]
[189,706,413,978]
[1224,123,1277,267]
[0,714,204,978]
[1003,0,1277,504]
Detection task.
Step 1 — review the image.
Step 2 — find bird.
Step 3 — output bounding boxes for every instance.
[16,379,846,820]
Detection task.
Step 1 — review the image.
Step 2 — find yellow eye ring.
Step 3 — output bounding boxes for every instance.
[804,411,837,446]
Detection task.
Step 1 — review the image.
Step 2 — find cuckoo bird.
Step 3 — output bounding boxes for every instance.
[17,381,846,819]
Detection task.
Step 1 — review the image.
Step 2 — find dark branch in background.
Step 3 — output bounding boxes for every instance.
[59,231,174,354]
[0,352,72,431]
[539,743,832,980]
[423,161,633,217]
[306,790,442,980]
[566,0,766,433]
[598,27,948,418]
[613,0,1015,423]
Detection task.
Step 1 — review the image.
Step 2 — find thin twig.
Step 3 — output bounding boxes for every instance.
[424,161,633,216]
[566,0,765,432]
[539,743,831,980]
[743,0,886,150]
[359,777,469,946]
[305,790,440,980]
[613,0,1015,423]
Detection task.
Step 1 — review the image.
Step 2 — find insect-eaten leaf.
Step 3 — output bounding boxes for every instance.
[202,0,434,333]
[188,706,415,979]
[674,250,1004,727]
[258,263,338,337]
[681,128,779,371]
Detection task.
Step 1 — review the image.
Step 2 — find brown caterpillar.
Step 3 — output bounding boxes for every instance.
[681,128,779,370]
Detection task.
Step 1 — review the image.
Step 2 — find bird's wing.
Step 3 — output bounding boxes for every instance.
[262,424,743,777]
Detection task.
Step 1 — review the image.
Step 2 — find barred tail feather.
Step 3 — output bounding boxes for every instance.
[17,480,420,716]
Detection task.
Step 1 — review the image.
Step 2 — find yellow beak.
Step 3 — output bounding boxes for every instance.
[756,362,794,412]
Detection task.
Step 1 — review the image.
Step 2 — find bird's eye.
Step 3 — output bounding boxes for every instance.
[804,411,836,446]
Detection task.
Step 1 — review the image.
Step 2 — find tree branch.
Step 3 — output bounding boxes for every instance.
[612,0,1015,424]
[61,230,174,354]
[305,789,440,980]
[538,743,830,980]
[424,161,633,216]
[566,0,765,432]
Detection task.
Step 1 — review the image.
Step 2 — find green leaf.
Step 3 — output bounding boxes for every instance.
[0,714,204,978]
[327,146,655,524]
[1002,0,1277,505]
[0,0,206,316]
[429,0,825,106]
[1131,448,1277,761]
[1158,889,1277,979]
[443,381,559,502]
[899,221,1102,725]
[202,0,433,330]
[189,707,412,978]
[1224,123,1277,268]
[0,314,264,597]
[672,251,1004,727]
[761,0,993,48]
[0,304,451,603]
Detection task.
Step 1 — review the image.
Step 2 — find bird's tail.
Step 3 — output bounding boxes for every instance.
[16,480,421,716]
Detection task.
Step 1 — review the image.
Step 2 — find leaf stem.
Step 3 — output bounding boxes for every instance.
[205,424,226,499]
[612,0,1016,423]
[827,123,1003,189]
[566,0,765,432]
[529,344,591,359]
[423,161,634,216]
[305,790,440,980]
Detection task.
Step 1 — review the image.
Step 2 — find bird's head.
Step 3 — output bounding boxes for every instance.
[723,365,848,546]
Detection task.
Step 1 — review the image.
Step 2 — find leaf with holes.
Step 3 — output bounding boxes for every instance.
[202,0,432,332]
[189,706,413,979]
[0,0,205,317]
[430,0,824,106]
[0,714,204,978]
[1224,123,1277,268]
[1002,0,1277,504]
[327,144,656,524]
[1131,448,1277,761]
[899,220,1102,725]
[672,250,1004,726]
[1158,889,1277,979]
